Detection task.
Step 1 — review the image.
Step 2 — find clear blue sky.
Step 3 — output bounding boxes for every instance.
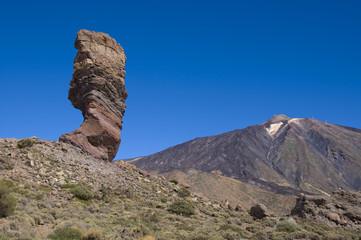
[1,1,360,159]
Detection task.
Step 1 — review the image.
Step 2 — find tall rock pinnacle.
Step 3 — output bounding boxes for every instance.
[60,29,127,161]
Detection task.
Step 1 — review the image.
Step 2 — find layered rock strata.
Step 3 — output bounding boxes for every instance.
[60,29,127,161]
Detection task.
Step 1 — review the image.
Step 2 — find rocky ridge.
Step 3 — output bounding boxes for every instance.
[60,29,127,162]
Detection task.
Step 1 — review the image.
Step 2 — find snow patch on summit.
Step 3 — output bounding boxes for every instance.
[267,122,283,136]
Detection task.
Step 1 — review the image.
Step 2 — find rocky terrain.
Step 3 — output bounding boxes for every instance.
[132,115,361,196]
[60,29,127,162]
[291,190,361,230]
[1,137,361,239]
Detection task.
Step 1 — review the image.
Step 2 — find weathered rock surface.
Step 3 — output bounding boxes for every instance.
[250,203,269,219]
[60,29,127,161]
[291,190,361,230]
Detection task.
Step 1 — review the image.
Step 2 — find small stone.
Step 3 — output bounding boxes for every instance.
[158,175,166,181]
[39,168,46,176]
[235,205,245,212]
[285,217,298,226]
[220,199,230,208]
[139,169,150,177]
[339,219,347,225]
[10,222,18,230]
[228,204,235,210]
[212,204,220,209]
[180,183,190,188]
[327,212,341,223]
[57,180,66,186]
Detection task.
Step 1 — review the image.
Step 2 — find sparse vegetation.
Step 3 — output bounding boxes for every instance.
[170,179,178,185]
[82,229,104,240]
[178,187,191,198]
[16,138,35,148]
[48,227,82,240]
[169,200,195,216]
[276,220,300,232]
[70,185,95,200]
[0,156,14,170]
[0,179,16,218]
[61,183,81,189]
[0,138,361,239]
[219,224,244,235]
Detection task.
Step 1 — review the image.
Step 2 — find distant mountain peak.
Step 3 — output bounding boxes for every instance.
[132,116,361,195]
[262,114,291,125]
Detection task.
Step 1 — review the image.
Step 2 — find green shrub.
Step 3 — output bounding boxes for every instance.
[276,220,300,232]
[220,230,241,240]
[82,229,104,240]
[36,194,44,200]
[39,185,52,192]
[260,218,277,227]
[70,186,94,200]
[61,183,81,189]
[16,138,35,148]
[0,179,16,218]
[0,157,14,170]
[48,227,82,240]
[178,187,191,198]
[191,233,209,240]
[75,199,91,206]
[219,224,243,234]
[160,197,167,203]
[170,179,178,185]
[0,194,16,218]
[123,188,136,198]
[169,200,195,216]
[245,225,259,233]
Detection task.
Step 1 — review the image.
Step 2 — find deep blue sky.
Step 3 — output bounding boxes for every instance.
[1,1,360,159]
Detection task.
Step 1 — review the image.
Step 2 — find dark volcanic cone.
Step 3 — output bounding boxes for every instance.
[132,115,361,194]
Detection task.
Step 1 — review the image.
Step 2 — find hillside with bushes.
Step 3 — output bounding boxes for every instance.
[0,137,360,239]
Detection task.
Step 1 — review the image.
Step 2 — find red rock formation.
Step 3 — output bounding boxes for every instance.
[60,29,127,161]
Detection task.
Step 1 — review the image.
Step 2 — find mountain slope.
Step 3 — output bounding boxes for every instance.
[0,137,259,239]
[2,138,361,239]
[162,169,296,215]
[132,115,361,195]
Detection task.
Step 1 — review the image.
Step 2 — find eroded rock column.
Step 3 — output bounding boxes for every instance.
[60,29,127,161]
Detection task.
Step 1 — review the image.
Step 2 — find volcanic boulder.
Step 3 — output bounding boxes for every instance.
[250,203,269,219]
[60,29,127,161]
